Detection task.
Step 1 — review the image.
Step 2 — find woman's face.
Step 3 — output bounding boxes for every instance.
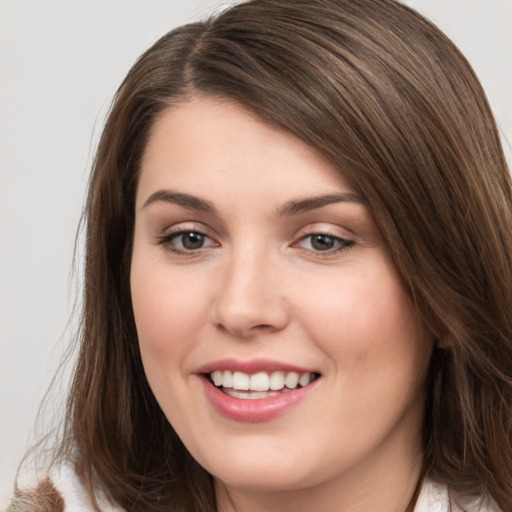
[131,97,430,503]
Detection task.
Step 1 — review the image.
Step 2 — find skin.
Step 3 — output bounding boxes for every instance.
[130,96,432,512]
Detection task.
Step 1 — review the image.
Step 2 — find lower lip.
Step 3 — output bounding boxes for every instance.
[200,376,319,422]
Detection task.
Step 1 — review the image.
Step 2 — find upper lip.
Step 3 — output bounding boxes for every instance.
[196,358,319,375]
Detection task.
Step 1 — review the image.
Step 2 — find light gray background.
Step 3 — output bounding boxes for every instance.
[1,0,511,506]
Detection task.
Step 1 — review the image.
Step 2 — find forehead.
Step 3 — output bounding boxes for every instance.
[136,96,355,208]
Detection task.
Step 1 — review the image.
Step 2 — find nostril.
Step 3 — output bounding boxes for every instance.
[212,281,290,338]
[213,318,278,338]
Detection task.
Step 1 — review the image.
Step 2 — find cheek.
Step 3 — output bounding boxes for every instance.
[295,259,425,381]
[129,255,216,428]
[294,264,428,458]
[130,254,211,372]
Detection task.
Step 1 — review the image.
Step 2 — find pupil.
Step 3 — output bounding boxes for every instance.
[311,234,334,251]
[182,232,204,249]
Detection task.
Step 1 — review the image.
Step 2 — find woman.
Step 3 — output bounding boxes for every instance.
[10,0,512,511]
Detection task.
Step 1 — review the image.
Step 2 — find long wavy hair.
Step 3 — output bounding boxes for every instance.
[32,0,512,510]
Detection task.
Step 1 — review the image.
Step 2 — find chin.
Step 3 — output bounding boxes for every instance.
[213,466,316,493]
[196,445,329,493]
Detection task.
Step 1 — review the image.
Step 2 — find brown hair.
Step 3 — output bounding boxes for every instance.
[40,0,512,510]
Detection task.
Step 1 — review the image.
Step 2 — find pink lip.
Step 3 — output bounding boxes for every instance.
[197,358,316,375]
[200,376,319,422]
[196,358,320,423]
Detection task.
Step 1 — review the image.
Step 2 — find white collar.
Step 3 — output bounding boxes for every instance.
[50,466,498,512]
[50,465,124,512]
[414,479,451,512]
[415,479,500,512]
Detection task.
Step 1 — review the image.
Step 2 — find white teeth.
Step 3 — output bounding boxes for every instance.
[222,370,233,388]
[299,372,310,387]
[285,372,299,389]
[211,370,223,386]
[224,389,281,399]
[232,371,250,390]
[269,371,285,390]
[210,370,316,392]
[249,372,270,391]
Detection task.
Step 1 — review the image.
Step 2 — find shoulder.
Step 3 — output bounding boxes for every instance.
[415,479,502,512]
[8,465,125,512]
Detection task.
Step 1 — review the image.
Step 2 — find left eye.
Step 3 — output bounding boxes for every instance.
[298,233,352,252]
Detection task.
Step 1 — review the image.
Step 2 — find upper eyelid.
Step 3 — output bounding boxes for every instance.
[293,222,355,239]
[160,222,213,237]
[159,227,214,242]
[155,221,355,246]
[298,232,348,241]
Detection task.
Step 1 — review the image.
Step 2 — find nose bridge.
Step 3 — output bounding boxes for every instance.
[213,242,288,337]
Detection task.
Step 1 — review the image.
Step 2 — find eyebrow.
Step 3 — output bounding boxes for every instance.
[142,190,217,213]
[277,193,366,216]
[142,189,366,216]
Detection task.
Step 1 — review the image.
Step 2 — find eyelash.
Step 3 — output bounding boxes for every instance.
[157,229,355,257]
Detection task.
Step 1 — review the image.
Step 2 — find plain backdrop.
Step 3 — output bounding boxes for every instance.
[1,0,511,506]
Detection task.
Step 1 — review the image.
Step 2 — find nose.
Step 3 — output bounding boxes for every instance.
[212,250,290,339]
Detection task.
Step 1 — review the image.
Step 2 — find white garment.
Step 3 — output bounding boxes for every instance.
[414,479,451,512]
[50,465,123,512]
[414,479,500,512]
[48,466,500,512]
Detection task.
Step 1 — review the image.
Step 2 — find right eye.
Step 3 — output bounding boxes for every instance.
[158,230,217,254]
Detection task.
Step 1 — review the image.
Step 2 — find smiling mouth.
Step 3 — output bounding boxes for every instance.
[207,370,321,400]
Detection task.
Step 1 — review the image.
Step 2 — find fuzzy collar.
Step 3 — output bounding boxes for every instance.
[9,466,499,512]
